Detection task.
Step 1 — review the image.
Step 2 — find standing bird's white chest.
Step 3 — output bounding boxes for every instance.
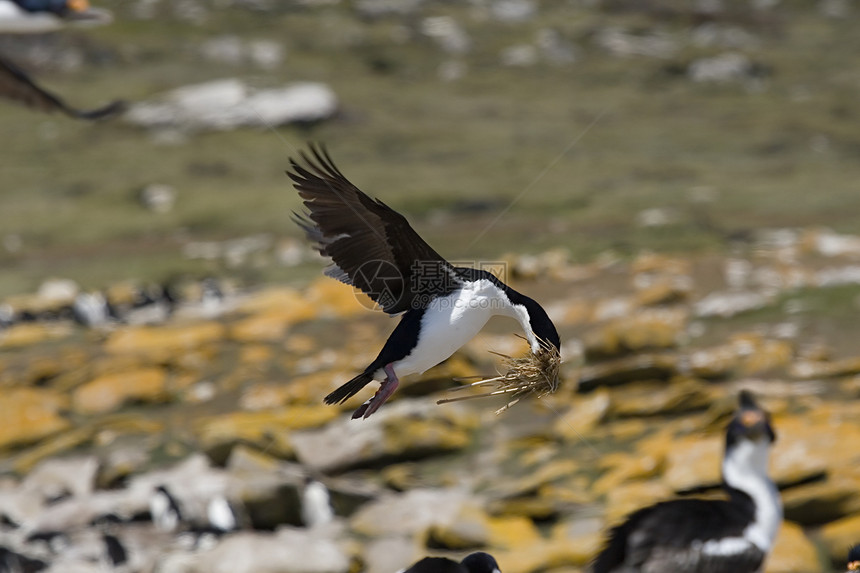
[384,279,528,379]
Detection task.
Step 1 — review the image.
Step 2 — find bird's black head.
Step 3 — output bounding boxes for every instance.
[847,544,860,572]
[460,552,501,573]
[519,296,561,353]
[725,390,776,451]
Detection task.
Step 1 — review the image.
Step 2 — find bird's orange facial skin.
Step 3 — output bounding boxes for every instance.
[848,561,860,571]
[740,410,764,428]
[67,0,90,12]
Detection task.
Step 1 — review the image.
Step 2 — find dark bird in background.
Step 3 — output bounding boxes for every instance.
[101,533,127,568]
[402,552,501,573]
[0,546,47,573]
[288,144,560,419]
[591,390,782,573]
[0,54,125,119]
[149,484,239,549]
[0,0,112,27]
[0,0,123,118]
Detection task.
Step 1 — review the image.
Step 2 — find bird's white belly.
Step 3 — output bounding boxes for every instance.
[390,282,508,377]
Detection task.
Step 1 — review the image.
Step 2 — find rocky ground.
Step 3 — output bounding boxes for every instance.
[2,226,860,572]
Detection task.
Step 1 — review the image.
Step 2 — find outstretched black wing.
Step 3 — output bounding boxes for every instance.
[288,144,461,315]
[0,54,126,120]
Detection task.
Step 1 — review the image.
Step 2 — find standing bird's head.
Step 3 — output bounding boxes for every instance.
[726,390,776,451]
[846,545,860,572]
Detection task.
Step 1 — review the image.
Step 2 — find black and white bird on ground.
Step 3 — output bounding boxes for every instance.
[289,144,561,419]
[401,551,501,573]
[150,484,238,532]
[301,477,334,528]
[590,390,782,573]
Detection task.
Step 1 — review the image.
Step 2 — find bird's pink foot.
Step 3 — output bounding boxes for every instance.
[351,364,399,419]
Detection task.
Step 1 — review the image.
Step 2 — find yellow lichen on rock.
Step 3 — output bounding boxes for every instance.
[585,307,688,357]
[486,515,542,550]
[591,452,663,496]
[604,480,673,524]
[662,433,723,492]
[0,388,70,451]
[105,322,227,359]
[764,521,821,573]
[0,323,74,348]
[195,405,338,461]
[552,389,610,442]
[305,277,373,317]
[819,513,860,565]
[73,367,168,415]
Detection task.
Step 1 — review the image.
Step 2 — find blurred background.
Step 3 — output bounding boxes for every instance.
[2,0,858,295]
[1,1,860,572]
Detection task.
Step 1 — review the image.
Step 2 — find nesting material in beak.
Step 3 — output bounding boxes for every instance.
[438,340,561,414]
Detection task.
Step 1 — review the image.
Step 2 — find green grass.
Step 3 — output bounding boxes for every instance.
[3,2,860,297]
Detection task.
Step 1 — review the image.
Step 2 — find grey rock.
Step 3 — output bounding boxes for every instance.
[500,44,538,67]
[199,36,285,69]
[139,183,176,213]
[595,27,678,59]
[248,40,285,70]
[23,489,141,533]
[691,23,758,49]
[810,229,860,257]
[421,16,471,55]
[157,529,351,573]
[0,480,42,527]
[536,28,578,65]
[290,398,474,473]
[636,207,680,228]
[125,80,337,133]
[36,278,79,307]
[22,456,99,501]
[693,290,772,318]
[200,35,244,65]
[688,52,755,83]
[354,0,423,19]
[815,265,860,287]
[491,0,536,23]
[350,488,474,537]
[244,83,336,125]
[820,0,850,18]
[172,0,208,25]
[362,536,422,573]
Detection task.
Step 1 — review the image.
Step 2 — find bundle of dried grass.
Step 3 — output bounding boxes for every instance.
[438,340,561,414]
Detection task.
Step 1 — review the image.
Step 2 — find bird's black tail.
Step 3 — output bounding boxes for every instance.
[324,371,375,405]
